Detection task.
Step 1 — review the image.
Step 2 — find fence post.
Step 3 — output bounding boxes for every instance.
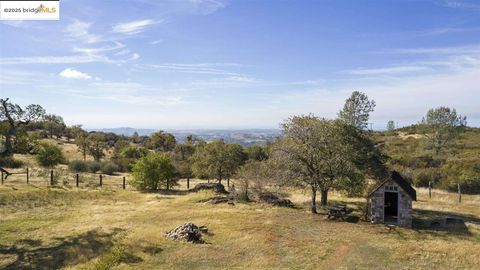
[26,168,29,184]
[428,181,432,199]
[1,171,3,185]
[50,170,54,186]
[458,183,462,203]
[99,174,103,187]
[122,176,126,190]
[187,177,190,190]
[76,174,79,188]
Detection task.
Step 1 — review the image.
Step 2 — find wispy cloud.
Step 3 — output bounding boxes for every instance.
[390,44,480,54]
[441,0,480,11]
[344,66,432,75]
[148,39,163,45]
[59,68,92,79]
[0,55,108,65]
[112,19,160,35]
[138,63,245,76]
[64,19,102,44]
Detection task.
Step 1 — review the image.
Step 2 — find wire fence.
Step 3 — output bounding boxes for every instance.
[1,168,129,190]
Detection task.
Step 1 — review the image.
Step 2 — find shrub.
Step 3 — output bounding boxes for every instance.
[0,156,24,168]
[88,161,101,173]
[68,160,89,172]
[101,161,119,175]
[35,142,65,167]
[412,168,442,187]
[131,152,177,191]
[441,158,480,194]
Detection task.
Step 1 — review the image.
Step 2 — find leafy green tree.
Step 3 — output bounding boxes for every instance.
[43,114,66,139]
[35,142,65,167]
[192,140,244,184]
[131,152,177,191]
[147,131,176,152]
[271,115,386,212]
[87,132,107,161]
[114,146,148,172]
[338,91,376,130]
[0,98,45,157]
[71,125,89,160]
[418,107,467,155]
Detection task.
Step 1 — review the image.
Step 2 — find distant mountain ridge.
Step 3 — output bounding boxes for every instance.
[86,127,281,146]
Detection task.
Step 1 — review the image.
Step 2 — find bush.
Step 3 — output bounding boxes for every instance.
[35,142,65,167]
[413,168,443,187]
[69,160,89,172]
[441,158,480,194]
[87,161,101,173]
[101,161,119,175]
[0,156,24,168]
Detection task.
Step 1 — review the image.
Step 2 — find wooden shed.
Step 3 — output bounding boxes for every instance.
[368,171,416,227]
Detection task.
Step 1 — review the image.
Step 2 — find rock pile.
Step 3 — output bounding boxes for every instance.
[164,223,206,243]
[258,192,295,208]
[190,183,227,193]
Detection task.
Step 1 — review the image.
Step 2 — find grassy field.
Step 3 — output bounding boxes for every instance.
[1,178,479,270]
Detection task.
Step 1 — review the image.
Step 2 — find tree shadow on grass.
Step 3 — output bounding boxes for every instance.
[138,189,189,196]
[0,228,140,270]
[412,208,480,239]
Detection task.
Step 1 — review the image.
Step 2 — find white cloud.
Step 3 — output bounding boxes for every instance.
[112,19,160,35]
[59,68,92,79]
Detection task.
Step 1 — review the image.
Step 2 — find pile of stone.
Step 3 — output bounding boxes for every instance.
[190,183,227,193]
[258,192,295,208]
[164,223,207,243]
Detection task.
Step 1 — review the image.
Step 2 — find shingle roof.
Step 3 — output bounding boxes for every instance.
[368,171,417,201]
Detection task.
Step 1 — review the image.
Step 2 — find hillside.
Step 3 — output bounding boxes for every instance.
[374,127,480,193]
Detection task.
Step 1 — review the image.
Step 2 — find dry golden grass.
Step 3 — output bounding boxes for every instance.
[0,177,479,270]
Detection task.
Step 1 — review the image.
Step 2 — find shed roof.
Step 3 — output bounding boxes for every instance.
[368,171,417,201]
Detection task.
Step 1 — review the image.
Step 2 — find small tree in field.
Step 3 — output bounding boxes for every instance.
[235,160,268,201]
[87,132,107,161]
[131,152,177,191]
[418,107,467,155]
[192,140,244,184]
[338,91,375,130]
[271,114,386,213]
[35,142,65,167]
[386,120,395,135]
[0,98,45,157]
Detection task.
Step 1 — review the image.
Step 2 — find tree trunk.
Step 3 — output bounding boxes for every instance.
[3,128,15,156]
[311,185,317,214]
[320,188,329,206]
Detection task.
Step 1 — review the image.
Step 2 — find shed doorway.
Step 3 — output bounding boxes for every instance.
[384,191,398,224]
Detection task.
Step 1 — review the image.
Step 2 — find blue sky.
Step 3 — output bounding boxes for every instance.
[1,0,479,129]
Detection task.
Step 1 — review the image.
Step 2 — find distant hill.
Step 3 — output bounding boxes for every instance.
[86,128,281,146]
[86,127,156,137]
